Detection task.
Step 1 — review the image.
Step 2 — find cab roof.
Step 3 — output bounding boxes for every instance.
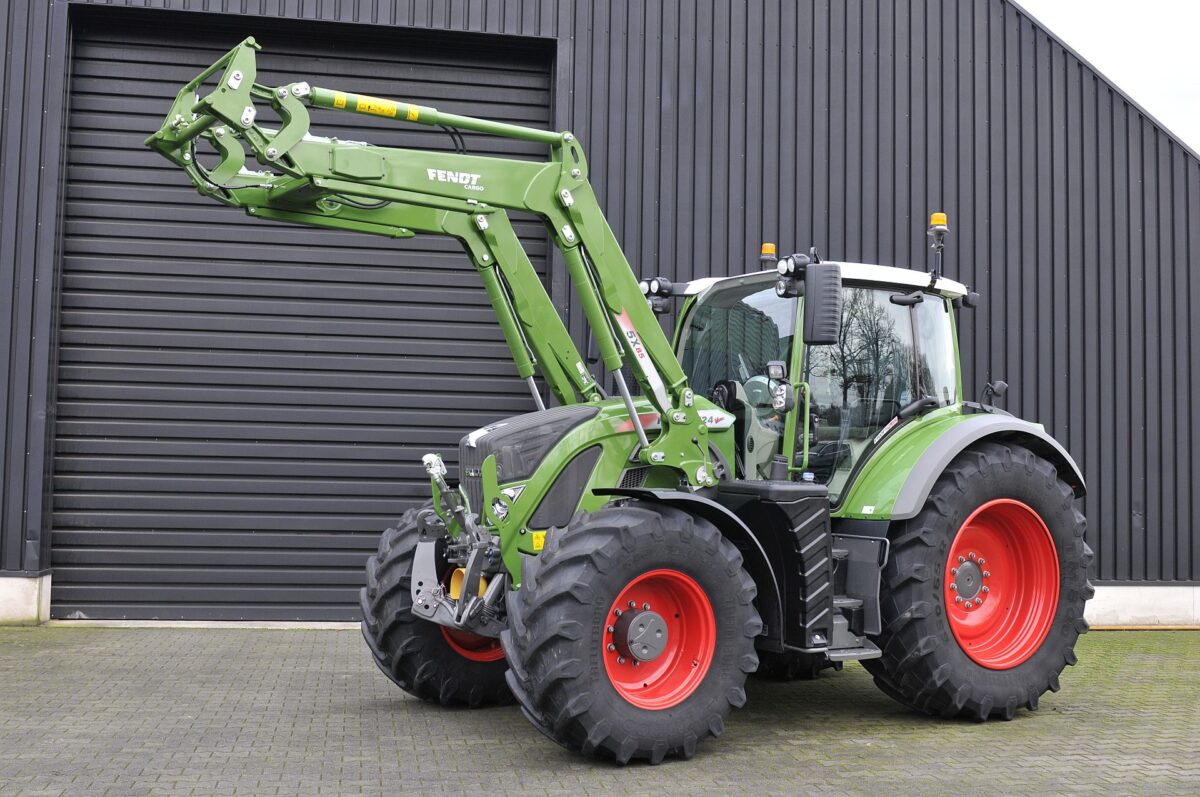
[683,262,969,299]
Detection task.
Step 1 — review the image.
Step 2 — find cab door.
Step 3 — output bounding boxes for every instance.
[797,286,958,503]
[675,276,801,480]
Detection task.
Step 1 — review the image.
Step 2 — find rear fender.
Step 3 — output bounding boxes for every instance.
[890,417,1085,519]
[595,488,785,652]
[840,412,1086,522]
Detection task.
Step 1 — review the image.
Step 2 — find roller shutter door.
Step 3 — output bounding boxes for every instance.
[50,12,552,619]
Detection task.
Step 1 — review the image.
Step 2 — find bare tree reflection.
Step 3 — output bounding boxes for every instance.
[805,288,915,495]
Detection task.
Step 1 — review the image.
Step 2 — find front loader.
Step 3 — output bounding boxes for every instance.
[148,39,1094,764]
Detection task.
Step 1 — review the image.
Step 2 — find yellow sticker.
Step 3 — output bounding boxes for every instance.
[332,92,347,109]
[355,95,398,118]
[406,106,420,122]
[531,531,547,552]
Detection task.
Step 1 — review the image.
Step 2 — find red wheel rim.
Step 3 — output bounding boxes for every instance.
[440,626,505,662]
[945,499,1059,670]
[601,569,716,710]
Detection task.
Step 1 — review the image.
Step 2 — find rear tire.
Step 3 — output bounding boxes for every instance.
[863,442,1093,720]
[360,505,512,708]
[501,501,761,764]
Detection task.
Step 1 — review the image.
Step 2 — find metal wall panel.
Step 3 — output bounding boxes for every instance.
[47,9,553,619]
[1,1,1197,608]
[0,0,69,577]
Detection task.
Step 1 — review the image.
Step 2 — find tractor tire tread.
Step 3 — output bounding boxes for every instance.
[502,500,760,764]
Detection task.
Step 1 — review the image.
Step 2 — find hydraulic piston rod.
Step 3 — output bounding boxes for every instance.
[306,87,565,145]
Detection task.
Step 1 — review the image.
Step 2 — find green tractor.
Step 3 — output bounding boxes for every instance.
[148,40,1093,764]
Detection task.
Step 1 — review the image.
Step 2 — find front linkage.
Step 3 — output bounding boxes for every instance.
[409,453,507,638]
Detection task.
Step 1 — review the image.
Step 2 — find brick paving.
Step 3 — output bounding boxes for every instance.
[0,627,1196,796]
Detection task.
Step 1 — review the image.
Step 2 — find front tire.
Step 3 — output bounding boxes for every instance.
[501,501,761,764]
[863,442,1093,720]
[360,506,513,708]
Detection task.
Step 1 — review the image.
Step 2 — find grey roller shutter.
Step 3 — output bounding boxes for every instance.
[50,12,553,619]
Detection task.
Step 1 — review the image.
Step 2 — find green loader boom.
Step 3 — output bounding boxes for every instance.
[146,37,715,487]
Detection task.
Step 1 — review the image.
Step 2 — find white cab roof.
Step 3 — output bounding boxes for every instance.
[683,262,968,299]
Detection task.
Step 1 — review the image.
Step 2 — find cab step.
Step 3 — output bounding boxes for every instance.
[826,638,882,661]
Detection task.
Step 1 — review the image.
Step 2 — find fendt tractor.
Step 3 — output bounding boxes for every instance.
[149,40,1093,764]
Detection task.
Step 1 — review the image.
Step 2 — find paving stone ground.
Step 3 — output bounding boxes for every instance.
[0,627,1196,796]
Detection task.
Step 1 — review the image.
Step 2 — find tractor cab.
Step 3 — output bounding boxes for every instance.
[676,259,968,501]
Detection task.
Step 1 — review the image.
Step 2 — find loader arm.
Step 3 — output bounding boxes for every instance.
[146,38,717,487]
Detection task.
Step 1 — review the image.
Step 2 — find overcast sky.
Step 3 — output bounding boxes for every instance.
[1016,0,1200,154]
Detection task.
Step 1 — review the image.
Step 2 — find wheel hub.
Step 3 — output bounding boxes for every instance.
[613,608,669,662]
[952,559,984,601]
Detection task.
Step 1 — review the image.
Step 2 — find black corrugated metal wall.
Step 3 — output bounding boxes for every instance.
[1,1,1196,618]
[49,10,553,619]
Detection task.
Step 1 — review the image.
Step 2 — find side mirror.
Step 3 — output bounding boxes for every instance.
[803,262,842,345]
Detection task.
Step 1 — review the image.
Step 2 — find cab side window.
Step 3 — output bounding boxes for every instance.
[804,287,916,500]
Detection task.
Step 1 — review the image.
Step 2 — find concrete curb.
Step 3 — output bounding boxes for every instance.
[0,575,51,625]
[40,585,1200,630]
[17,586,1198,630]
[1084,585,1199,626]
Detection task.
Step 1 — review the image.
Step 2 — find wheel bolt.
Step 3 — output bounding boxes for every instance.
[629,600,636,609]
[949,583,958,591]
[642,603,650,611]
[982,586,990,594]
[617,656,626,665]
[614,609,622,617]
[983,571,991,578]
[607,625,615,633]
[955,596,963,603]
[951,568,958,576]
[633,661,640,667]
[977,558,986,566]
[958,556,966,564]
[607,643,616,652]
[968,552,976,560]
